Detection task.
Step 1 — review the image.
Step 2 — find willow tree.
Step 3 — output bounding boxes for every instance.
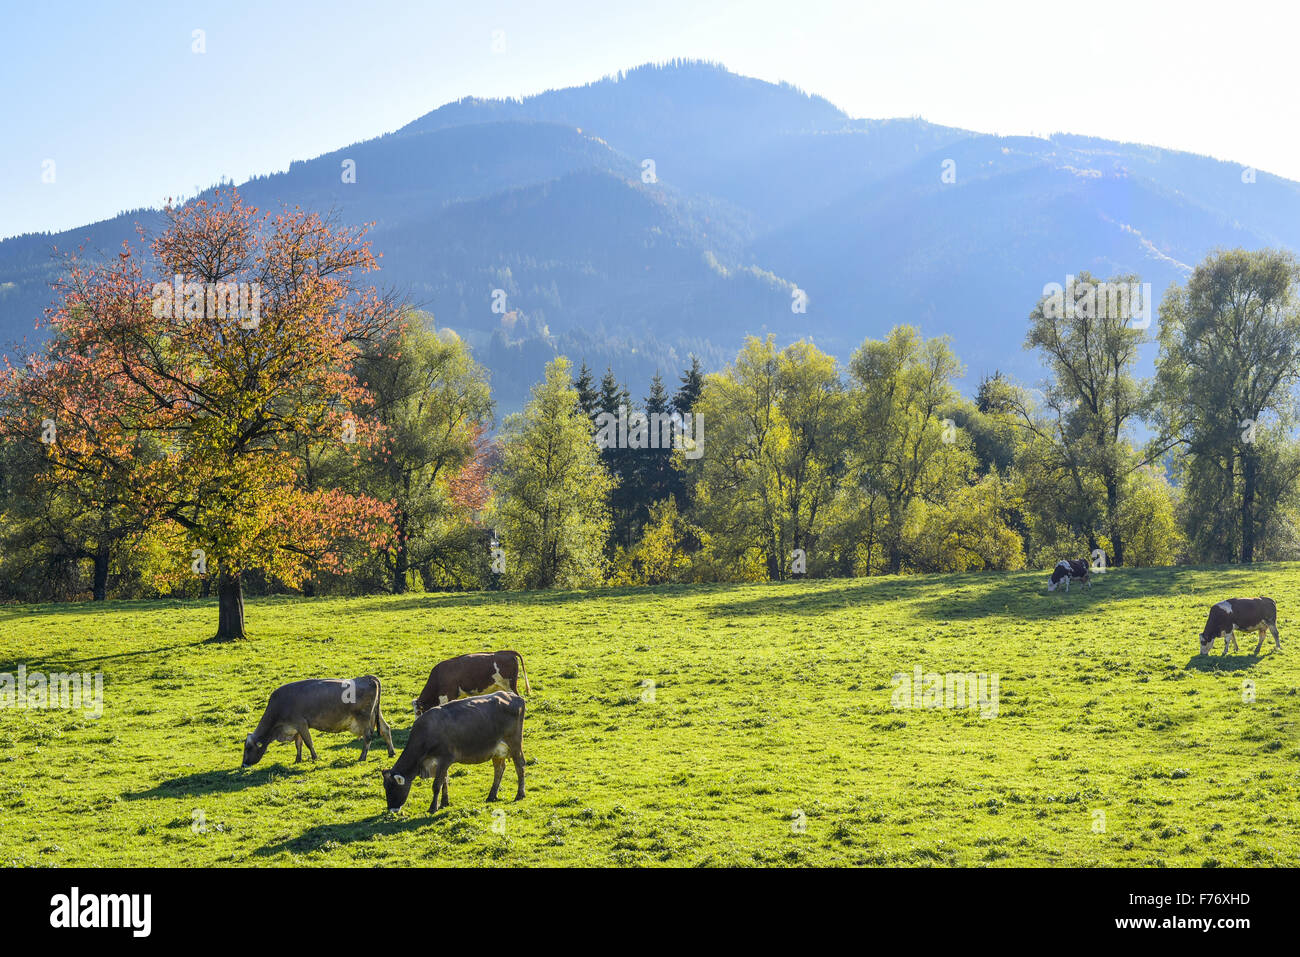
[690,336,847,580]
[492,357,613,589]
[1155,249,1300,563]
[347,319,494,593]
[1021,271,1151,566]
[848,326,968,574]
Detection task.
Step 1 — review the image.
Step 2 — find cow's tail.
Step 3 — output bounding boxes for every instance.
[367,675,386,730]
[514,652,531,694]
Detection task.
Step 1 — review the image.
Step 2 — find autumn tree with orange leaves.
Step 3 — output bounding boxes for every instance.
[0,190,400,639]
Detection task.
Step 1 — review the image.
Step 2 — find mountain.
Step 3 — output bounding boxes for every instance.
[5,59,1300,412]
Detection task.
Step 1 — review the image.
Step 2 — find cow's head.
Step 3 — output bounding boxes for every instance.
[241,733,268,767]
[411,698,425,718]
[1046,578,1058,593]
[381,768,413,811]
[1199,631,1216,656]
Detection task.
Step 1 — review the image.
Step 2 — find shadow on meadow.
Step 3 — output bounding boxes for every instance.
[909,566,1252,622]
[123,764,309,800]
[0,639,208,674]
[707,564,1277,624]
[322,726,411,753]
[331,581,736,617]
[1183,653,1271,673]
[253,810,446,856]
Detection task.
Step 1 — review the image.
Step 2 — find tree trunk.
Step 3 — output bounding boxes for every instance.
[214,568,245,641]
[767,548,781,582]
[91,547,109,602]
[1241,450,1257,564]
[1106,479,1123,567]
[393,513,409,595]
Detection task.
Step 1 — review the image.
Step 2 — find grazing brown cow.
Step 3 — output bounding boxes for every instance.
[382,691,526,813]
[1199,597,1281,656]
[242,676,395,767]
[412,651,531,717]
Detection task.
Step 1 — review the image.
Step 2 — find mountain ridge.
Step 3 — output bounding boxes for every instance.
[5,59,1300,410]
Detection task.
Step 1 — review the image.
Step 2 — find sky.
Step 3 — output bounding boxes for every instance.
[2,0,1296,239]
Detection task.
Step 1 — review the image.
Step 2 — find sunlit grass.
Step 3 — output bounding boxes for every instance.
[1,563,1296,866]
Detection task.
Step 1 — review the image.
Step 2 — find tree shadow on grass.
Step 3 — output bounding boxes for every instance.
[0,640,209,674]
[704,563,1275,624]
[122,764,309,800]
[334,582,727,616]
[253,811,441,856]
[705,576,921,619]
[908,566,1233,622]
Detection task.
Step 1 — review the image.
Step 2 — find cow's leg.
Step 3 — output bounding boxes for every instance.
[294,734,303,764]
[1223,630,1236,655]
[487,757,505,801]
[359,725,372,761]
[376,710,395,757]
[1271,622,1282,649]
[511,747,526,801]
[429,764,450,813]
[298,724,319,761]
[1255,628,1268,656]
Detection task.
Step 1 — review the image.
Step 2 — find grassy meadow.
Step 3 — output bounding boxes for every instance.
[0,563,1297,867]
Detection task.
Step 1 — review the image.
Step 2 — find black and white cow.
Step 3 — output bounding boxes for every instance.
[1047,559,1091,593]
[1199,597,1281,656]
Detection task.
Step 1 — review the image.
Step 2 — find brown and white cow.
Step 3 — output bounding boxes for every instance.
[1198,597,1281,656]
[411,650,531,717]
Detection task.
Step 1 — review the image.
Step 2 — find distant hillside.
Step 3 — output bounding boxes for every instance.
[6,59,1300,410]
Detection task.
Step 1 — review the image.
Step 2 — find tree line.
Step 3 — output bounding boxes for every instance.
[2,191,1299,638]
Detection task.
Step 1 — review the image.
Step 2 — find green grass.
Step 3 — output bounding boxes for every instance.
[1,563,1297,867]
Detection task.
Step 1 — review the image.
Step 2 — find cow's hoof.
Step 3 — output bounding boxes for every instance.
[486,795,499,802]
[514,794,525,802]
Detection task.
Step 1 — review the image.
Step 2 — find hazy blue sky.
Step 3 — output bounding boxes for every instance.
[2,0,1295,238]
